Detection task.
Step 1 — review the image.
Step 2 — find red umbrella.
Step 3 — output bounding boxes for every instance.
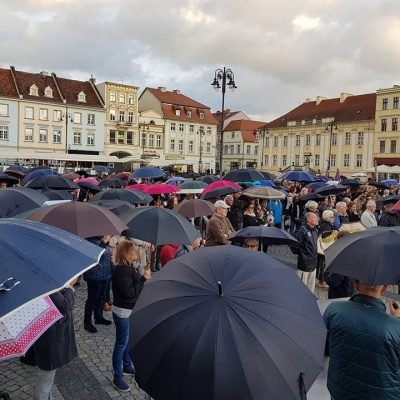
[146,183,180,195]
[75,177,99,185]
[125,183,150,192]
[202,180,242,195]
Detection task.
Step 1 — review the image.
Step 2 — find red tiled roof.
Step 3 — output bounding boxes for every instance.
[161,104,218,124]
[0,68,19,98]
[212,110,241,124]
[145,87,210,109]
[225,119,267,142]
[268,93,376,128]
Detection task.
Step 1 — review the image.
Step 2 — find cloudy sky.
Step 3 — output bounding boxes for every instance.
[1,0,399,122]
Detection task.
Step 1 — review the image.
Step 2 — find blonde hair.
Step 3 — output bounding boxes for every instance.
[115,240,139,265]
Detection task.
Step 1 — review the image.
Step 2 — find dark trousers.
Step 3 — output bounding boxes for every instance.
[84,280,108,325]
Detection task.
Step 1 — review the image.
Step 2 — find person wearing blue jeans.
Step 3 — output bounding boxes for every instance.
[111,240,150,392]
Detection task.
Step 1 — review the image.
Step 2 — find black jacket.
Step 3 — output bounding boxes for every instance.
[379,211,400,227]
[292,224,318,272]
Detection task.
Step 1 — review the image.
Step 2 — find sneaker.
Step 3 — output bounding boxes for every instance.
[84,324,98,333]
[95,318,112,326]
[122,368,136,376]
[113,379,130,392]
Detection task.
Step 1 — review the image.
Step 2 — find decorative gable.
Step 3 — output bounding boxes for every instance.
[77,91,86,102]
[29,84,38,96]
[44,86,53,98]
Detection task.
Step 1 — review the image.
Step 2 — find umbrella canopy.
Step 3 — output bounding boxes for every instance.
[0,296,62,361]
[202,180,242,195]
[0,171,19,186]
[90,188,150,204]
[93,165,110,173]
[257,179,276,187]
[230,225,298,246]
[125,183,150,192]
[260,171,276,180]
[294,193,324,206]
[178,180,207,194]
[75,181,102,193]
[40,188,74,201]
[368,181,389,189]
[242,186,286,200]
[351,172,368,178]
[173,199,214,218]
[380,179,398,186]
[0,219,103,320]
[325,226,400,285]
[381,195,400,205]
[26,201,128,238]
[339,179,362,187]
[0,187,48,218]
[305,182,327,191]
[166,177,186,185]
[6,165,28,174]
[24,175,79,190]
[198,175,220,184]
[75,177,99,185]
[277,171,316,182]
[98,178,128,189]
[145,183,180,195]
[201,186,241,200]
[162,166,178,173]
[314,184,347,196]
[129,246,326,400]
[223,168,265,183]
[21,168,59,186]
[61,172,81,180]
[120,206,200,245]
[4,169,25,179]
[129,166,165,179]
[89,200,136,216]
[315,175,330,182]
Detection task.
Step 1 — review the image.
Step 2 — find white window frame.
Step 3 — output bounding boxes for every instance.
[73,113,82,124]
[170,138,175,151]
[0,104,9,116]
[87,114,95,125]
[25,127,34,141]
[110,92,116,102]
[0,125,9,140]
[110,109,116,121]
[73,131,81,145]
[53,129,61,143]
[39,128,48,142]
[156,135,162,148]
[87,133,95,145]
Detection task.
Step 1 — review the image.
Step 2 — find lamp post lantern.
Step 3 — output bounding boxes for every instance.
[325,118,337,177]
[211,67,237,174]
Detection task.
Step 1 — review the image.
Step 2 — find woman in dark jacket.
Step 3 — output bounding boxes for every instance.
[242,203,264,227]
[111,240,151,392]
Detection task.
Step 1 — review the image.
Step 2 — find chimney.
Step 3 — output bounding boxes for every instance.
[224,109,231,116]
[316,96,327,105]
[90,74,96,85]
[340,93,353,103]
[40,71,50,76]
[305,98,312,103]
[173,89,180,95]
[158,86,167,92]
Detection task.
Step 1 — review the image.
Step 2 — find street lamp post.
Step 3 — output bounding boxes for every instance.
[197,128,205,173]
[325,118,337,177]
[211,67,237,174]
[139,122,150,167]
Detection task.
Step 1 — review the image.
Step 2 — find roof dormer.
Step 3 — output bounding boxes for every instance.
[44,86,53,98]
[78,91,86,103]
[29,84,39,96]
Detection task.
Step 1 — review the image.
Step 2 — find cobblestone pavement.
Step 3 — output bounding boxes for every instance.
[1,245,398,399]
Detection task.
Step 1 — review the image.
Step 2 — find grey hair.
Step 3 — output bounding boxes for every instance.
[305,200,318,210]
[322,210,334,221]
[224,194,234,202]
[367,200,376,208]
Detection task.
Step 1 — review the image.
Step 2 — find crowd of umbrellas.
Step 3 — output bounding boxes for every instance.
[1,165,400,399]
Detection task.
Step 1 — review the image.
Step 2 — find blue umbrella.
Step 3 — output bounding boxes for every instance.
[277,171,316,182]
[166,177,186,185]
[198,175,220,184]
[6,165,28,174]
[129,167,165,179]
[256,180,275,187]
[380,179,398,187]
[315,175,329,182]
[21,169,59,186]
[93,165,110,173]
[0,219,103,319]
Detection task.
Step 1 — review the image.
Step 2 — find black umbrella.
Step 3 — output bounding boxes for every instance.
[201,186,240,200]
[76,181,102,193]
[230,225,298,246]
[129,246,326,400]
[294,193,324,205]
[368,181,388,189]
[0,188,48,218]
[198,175,220,184]
[381,195,400,204]
[89,200,135,216]
[223,168,265,183]
[120,207,200,245]
[260,171,275,180]
[24,175,79,190]
[0,172,19,186]
[90,188,149,204]
[98,178,128,189]
[40,188,74,201]
[325,226,400,285]
[314,184,347,196]
[339,179,362,187]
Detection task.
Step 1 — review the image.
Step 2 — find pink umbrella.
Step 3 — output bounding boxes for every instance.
[202,180,242,195]
[75,177,100,185]
[146,184,180,195]
[125,184,150,192]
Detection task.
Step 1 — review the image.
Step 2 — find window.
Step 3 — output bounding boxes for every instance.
[265,137,270,147]
[254,145,258,155]
[246,145,251,154]
[345,132,351,145]
[44,86,53,98]
[237,144,241,154]
[149,134,154,147]
[392,118,398,131]
[156,135,161,148]
[179,140,184,151]
[87,114,95,125]
[305,134,311,146]
[128,112,134,123]
[110,130,116,143]
[206,142,211,153]
[87,133,95,145]
[207,127,211,135]
[110,92,116,102]
[331,133,337,145]
[187,110,192,117]
[25,107,34,119]
[315,134,321,146]
[73,113,82,124]
[119,93,125,103]
[39,108,48,120]
[391,140,396,153]
[380,140,386,153]
[0,125,8,140]
[330,154,336,167]
[381,118,387,131]
[170,139,175,151]
[357,132,364,145]
[295,155,300,165]
[29,84,38,96]
[175,108,180,116]
[394,97,399,109]
[356,154,362,167]
[119,111,125,123]
[0,104,9,116]
[382,98,388,110]
[230,145,234,154]
[223,145,228,155]
[314,154,320,166]
[199,112,204,119]
[189,141,194,152]
[170,122,176,131]
[73,132,81,145]
[119,131,125,144]
[264,155,269,166]
[295,135,300,146]
[344,154,350,167]
[273,155,277,165]
[273,136,278,147]
[25,127,33,141]
[189,124,194,133]
[39,129,47,142]
[282,155,287,166]
[128,95,134,105]
[283,136,288,147]
[110,109,116,121]
[53,110,61,121]
[78,91,86,102]
[231,132,235,139]
[127,132,133,144]
[53,129,61,143]
[179,123,184,132]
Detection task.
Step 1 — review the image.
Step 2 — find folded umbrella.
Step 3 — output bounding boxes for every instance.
[173,199,214,218]
[230,225,298,246]
[223,168,265,183]
[129,246,326,400]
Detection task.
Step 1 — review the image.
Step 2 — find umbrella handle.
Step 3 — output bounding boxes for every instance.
[218,281,223,297]
[299,372,307,400]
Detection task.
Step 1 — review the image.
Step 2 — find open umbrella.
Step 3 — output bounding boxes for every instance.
[325,226,400,285]
[294,193,324,206]
[145,183,180,195]
[75,181,102,193]
[0,172,19,186]
[89,200,136,216]
[129,166,165,179]
[242,186,286,200]
[257,179,276,187]
[277,171,316,182]
[120,206,200,245]
[223,168,265,183]
[90,188,150,204]
[166,177,186,185]
[202,180,242,195]
[173,199,214,218]
[61,172,81,180]
[21,168,59,186]
[314,184,347,196]
[198,175,220,184]
[93,165,110,173]
[125,183,150,192]
[201,186,241,200]
[129,246,326,400]
[98,178,128,189]
[381,179,398,186]
[24,175,80,190]
[75,177,99,185]
[260,171,275,180]
[26,201,128,238]
[230,225,298,246]
[305,182,327,191]
[40,188,74,201]
[0,218,103,320]
[339,179,362,187]
[6,165,28,174]
[0,187,48,218]
[178,180,207,194]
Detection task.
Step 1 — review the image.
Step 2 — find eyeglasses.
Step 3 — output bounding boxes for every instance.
[243,244,258,249]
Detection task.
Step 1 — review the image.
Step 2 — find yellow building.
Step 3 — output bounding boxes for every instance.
[261,93,376,177]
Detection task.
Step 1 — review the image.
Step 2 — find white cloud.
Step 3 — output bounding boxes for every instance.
[293,14,321,31]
